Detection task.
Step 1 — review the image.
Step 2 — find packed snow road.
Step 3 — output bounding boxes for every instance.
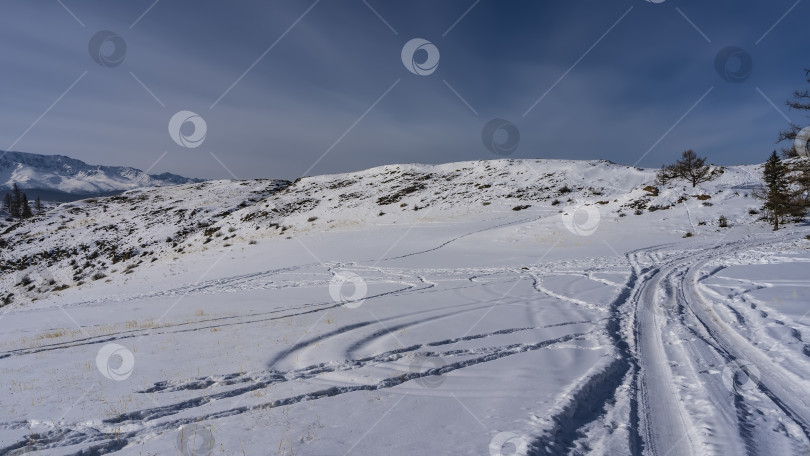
[0,207,808,455]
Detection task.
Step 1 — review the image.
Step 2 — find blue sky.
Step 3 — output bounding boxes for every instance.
[0,0,807,180]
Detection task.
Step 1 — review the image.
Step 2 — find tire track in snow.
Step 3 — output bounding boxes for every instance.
[627,234,810,455]
[528,258,642,455]
[0,332,584,455]
[684,250,810,442]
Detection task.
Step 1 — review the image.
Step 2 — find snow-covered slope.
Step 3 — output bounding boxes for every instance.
[0,158,808,456]
[0,151,202,198]
[0,158,767,306]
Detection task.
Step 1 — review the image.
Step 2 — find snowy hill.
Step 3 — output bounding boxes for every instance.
[0,158,768,305]
[0,151,202,199]
[1,158,808,456]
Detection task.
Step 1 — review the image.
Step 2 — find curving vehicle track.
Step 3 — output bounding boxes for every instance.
[1,217,808,455]
[625,232,810,456]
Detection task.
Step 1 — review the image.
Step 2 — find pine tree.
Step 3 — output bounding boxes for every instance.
[35,196,43,214]
[2,193,11,213]
[761,151,791,231]
[20,193,32,219]
[10,184,22,219]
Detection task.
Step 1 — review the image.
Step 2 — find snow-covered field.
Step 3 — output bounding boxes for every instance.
[1,159,809,455]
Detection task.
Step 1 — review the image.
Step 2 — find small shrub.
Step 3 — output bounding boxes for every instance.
[551,199,560,206]
[307,216,318,222]
[718,215,728,228]
[702,202,713,207]
[748,208,759,215]
[482,201,491,206]
[695,194,711,201]
[512,205,531,211]
[683,232,693,238]
[91,272,106,281]
[249,239,257,245]
[559,186,572,194]
[378,211,385,216]
[698,221,706,226]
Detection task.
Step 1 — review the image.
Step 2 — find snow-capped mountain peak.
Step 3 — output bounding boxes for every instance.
[0,151,202,198]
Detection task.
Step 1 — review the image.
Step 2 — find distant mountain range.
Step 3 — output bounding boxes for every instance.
[0,151,203,201]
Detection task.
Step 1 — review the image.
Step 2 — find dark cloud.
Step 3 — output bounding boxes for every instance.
[0,0,806,180]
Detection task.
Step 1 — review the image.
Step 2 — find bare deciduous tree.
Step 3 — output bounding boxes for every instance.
[778,69,810,158]
[656,150,719,187]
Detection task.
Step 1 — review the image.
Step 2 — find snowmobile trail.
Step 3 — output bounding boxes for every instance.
[632,258,702,456]
[684,256,810,439]
[627,233,810,455]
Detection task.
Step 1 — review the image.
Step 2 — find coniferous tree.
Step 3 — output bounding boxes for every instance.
[35,196,43,214]
[774,68,810,219]
[20,193,32,219]
[9,184,22,219]
[760,151,791,231]
[2,193,11,213]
